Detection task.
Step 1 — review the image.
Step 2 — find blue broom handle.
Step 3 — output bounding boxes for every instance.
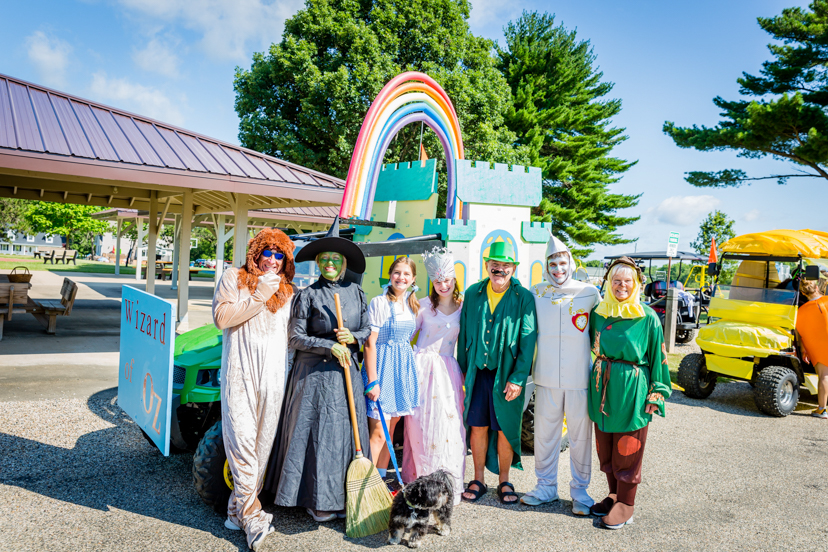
[377,402,404,487]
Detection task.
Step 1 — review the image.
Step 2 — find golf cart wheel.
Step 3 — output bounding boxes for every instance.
[521,395,570,453]
[678,353,717,399]
[754,366,799,417]
[139,429,185,454]
[675,328,697,344]
[193,420,232,513]
[521,395,536,453]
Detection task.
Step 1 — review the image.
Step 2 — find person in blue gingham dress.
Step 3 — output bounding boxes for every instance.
[363,296,419,418]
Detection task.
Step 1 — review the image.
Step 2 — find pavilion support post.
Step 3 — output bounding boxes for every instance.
[215,214,226,287]
[171,215,180,291]
[134,216,145,282]
[115,218,122,275]
[232,194,249,267]
[146,191,158,295]
[177,191,193,329]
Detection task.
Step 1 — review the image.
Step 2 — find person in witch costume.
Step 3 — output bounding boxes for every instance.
[587,257,672,529]
[457,241,537,505]
[521,235,601,515]
[263,218,371,523]
[212,227,296,551]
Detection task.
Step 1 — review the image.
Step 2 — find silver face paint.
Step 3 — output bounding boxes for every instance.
[547,257,570,285]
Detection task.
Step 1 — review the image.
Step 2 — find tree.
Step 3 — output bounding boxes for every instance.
[664,1,828,188]
[24,202,111,255]
[691,210,736,255]
[496,11,640,257]
[0,198,31,234]
[234,0,528,216]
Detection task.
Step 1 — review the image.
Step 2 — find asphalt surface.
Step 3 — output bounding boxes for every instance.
[2,382,827,552]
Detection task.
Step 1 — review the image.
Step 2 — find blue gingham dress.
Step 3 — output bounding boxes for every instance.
[364,298,419,418]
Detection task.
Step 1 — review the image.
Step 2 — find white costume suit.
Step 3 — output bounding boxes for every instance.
[529,236,600,506]
[212,268,291,549]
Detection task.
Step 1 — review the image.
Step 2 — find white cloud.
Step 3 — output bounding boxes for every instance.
[89,72,185,125]
[133,37,182,78]
[117,0,304,62]
[743,209,760,222]
[650,195,720,226]
[25,31,72,88]
[468,0,522,29]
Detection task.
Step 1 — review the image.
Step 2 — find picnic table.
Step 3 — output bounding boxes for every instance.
[0,274,78,340]
[140,261,209,281]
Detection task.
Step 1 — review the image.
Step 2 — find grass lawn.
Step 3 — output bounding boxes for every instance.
[0,257,213,278]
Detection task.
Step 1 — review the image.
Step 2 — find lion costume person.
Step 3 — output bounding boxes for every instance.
[212,228,296,550]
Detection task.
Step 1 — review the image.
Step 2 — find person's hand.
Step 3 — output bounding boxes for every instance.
[645,404,659,415]
[366,385,380,402]
[331,343,350,368]
[803,351,811,365]
[257,272,281,298]
[504,382,522,402]
[334,328,355,345]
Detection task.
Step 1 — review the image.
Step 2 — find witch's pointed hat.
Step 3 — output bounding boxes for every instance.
[294,215,366,274]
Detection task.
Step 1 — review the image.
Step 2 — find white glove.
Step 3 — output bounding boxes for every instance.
[256,272,281,299]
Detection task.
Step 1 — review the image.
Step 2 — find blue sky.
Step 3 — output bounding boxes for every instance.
[1,0,822,260]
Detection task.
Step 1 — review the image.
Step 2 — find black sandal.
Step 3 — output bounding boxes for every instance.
[461,480,488,503]
[497,482,519,505]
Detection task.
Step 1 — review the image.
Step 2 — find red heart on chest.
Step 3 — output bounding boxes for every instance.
[572,313,588,332]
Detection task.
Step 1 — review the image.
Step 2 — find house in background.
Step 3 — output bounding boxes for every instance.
[0,230,64,256]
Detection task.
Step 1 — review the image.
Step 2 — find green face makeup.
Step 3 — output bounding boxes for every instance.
[317,252,344,280]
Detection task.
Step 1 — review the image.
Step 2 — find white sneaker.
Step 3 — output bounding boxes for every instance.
[225,518,242,531]
[250,524,275,551]
[306,508,337,522]
[571,500,590,516]
[520,488,559,506]
[812,407,828,419]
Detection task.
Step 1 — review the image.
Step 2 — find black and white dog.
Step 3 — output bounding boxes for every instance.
[387,469,454,548]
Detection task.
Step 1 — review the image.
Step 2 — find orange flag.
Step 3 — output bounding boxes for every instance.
[708,237,718,264]
[419,143,428,162]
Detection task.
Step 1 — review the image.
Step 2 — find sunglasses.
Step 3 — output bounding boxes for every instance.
[261,250,285,260]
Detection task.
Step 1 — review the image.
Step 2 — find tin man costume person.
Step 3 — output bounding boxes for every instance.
[212,228,296,551]
[521,235,600,515]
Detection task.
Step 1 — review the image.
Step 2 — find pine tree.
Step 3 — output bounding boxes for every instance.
[497,11,640,257]
[690,210,736,255]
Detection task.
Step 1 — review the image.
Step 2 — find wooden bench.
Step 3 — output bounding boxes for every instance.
[34,247,59,264]
[0,280,31,341]
[54,249,78,265]
[160,267,203,281]
[29,277,78,334]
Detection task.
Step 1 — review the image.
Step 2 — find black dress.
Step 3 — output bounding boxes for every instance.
[264,276,371,511]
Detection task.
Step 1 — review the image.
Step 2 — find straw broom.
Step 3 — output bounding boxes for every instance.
[334,293,392,538]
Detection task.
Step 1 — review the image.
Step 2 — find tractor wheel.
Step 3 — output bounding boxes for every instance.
[675,328,697,344]
[754,366,799,417]
[193,421,232,514]
[678,353,717,399]
[521,395,570,453]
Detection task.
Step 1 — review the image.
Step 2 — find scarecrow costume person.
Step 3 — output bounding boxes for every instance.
[212,227,296,551]
[588,257,672,529]
[264,218,371,523]
[522,235,601,515]
[457,241,537,505]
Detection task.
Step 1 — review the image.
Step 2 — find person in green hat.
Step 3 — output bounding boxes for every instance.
[457,241,537,505]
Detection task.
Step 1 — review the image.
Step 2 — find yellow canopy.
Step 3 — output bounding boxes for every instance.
[720,229,828,258]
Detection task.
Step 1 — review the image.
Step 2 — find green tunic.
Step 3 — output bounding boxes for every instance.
[588,304,672,433]
[457,277,537,473]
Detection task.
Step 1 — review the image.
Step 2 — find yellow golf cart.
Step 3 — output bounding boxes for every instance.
[678,229,828,417]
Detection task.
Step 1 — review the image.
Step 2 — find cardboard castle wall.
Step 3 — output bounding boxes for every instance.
[350,158,550,301]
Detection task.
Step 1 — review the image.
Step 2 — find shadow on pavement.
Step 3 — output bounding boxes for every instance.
[668,381,819,417]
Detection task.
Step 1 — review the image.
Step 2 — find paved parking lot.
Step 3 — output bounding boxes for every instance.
[2,380,827,552]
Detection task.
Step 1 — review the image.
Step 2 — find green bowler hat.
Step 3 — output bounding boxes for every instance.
[483,241,519,266]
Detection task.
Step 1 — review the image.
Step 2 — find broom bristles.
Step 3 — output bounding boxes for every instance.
[346,456,392,538]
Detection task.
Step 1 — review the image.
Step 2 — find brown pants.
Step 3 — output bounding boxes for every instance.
[594,423,649,506]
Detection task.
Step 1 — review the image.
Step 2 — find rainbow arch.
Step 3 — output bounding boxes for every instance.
[339,72,465,221]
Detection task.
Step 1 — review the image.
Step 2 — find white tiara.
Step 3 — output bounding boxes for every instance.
[422,246,455,282]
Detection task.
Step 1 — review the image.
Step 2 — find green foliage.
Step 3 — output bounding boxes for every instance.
[234,0,526,218]
[0,198,31,234]
[664,1,828,187]
[690,210,736,256]
[24,202,110,255]
[496,11,640,258]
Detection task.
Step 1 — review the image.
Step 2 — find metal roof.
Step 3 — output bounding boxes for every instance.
[604,251,706,262]
[0,73,343,190]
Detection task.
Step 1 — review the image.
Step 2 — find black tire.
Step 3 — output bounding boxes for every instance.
[675,328,696,344]
[193,421,232,513]
[754,366,799,417]
[678,353,717,399]
[139,428,185,454]
[521,394,570,453]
